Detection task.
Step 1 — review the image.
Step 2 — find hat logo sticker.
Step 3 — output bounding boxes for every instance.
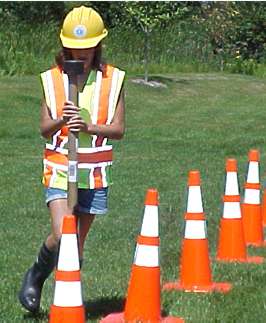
[73,25,87,38]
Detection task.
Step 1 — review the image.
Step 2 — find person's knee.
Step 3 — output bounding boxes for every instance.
[47,230,61,248]
[45,233,60,251]
[52,230,62,245]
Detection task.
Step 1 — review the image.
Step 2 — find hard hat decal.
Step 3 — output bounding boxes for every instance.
[73,25,87,38]
[60,7,108,48]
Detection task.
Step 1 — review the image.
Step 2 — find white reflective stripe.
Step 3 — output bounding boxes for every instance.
[45,144,112,154]
[40,73,51,108]
[92,137,97,148]
[102,138,108,146]
[49,166,58,187]
[89,168,95,189]
[45,159,112,171]
[140,205,159,237]
[101,166,107,187]
[225,172,239,195]
[134,244,159,267]
[184,220,206,239]
[247,161,259,183]
[63,73,69,100]
[223,202,241,219]
[57,234,80,271]
[187,186,203,213]
[46,143,65,154]
[44,160,68,171]
[78,145,112,153]
[59,136,68,149]
[40,71,60,150]
[53,281,82,307]
[46,70,57,119]
[107,68,119,125]
[109,70,125,122]
[244,189,260,204]
[45,70,62,149]
[91,71,102,147]
[51,130,61,150]
[78,161,112,169]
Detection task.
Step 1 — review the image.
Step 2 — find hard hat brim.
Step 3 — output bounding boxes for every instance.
[60,29,108,49]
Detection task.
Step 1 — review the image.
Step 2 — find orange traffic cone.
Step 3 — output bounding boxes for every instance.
[163,170,231,293]
[261,186,266,227]
[49,215,85,323]
[101,189,184,323]
[216,159,263,263]
[241,149,266,246]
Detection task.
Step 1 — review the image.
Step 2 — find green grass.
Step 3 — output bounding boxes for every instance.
[1,72,266,322]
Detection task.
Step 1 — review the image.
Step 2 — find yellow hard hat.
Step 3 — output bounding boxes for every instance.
[60,6,108,49]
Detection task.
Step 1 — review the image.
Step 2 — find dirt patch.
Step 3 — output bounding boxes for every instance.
[131,78,167,88]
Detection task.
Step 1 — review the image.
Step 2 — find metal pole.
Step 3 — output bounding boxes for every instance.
[63,60,84,213]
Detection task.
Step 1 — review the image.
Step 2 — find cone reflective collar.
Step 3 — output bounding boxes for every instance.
[163,170,232,293]
[223,159,241,219]
[49,215,85,323]
[101,189,184,323]
[184,171,206,240]
[216,159,263,264]
[241,149,266,247]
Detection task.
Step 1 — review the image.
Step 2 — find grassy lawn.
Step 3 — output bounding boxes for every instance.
[1,72,266,322]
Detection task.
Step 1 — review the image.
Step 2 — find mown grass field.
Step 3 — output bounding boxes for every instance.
[1,72,266,322]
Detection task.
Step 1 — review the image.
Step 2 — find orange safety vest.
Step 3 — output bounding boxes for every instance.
[40,64,125,190]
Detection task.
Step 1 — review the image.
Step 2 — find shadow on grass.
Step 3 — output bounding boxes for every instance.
[22,310,48,321]
[85,296,125,320]
[151,75,190,85]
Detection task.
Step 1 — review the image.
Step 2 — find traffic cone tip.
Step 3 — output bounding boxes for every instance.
[188,170,200,186]
[226,158,237,172]
[249,149,259,161]
[145,188,159,206]
[62,215,77,234]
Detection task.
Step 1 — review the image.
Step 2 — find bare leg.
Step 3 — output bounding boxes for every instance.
[78,213,95,259]
[46,200,95,259]
[45,199,70,251]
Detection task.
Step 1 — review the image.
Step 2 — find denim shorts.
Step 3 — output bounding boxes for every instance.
[45,187,108,215]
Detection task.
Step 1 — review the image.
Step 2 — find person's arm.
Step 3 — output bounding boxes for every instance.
[66,87,125,140]
[40,100,81,139]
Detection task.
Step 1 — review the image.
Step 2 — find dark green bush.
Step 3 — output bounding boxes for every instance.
[0,2,264,76]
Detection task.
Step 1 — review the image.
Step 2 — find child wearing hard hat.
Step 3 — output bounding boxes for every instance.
[18,6,125,313]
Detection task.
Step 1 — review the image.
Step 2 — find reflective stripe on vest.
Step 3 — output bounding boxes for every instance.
[40,65,125,190]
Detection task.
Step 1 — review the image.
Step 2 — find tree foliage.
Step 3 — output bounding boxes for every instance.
[0,1,65,24]
[0,1,265,76]
[120,2,190,81]
[190,2,266,71]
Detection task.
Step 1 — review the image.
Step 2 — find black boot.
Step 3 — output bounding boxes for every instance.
[18,243,57,313]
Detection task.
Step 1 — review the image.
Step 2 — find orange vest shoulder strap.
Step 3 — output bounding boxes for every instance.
[49,66,66,117]
[96,64,114,125]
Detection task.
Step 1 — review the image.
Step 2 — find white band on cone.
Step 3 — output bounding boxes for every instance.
[184,220,206,239]
[57,234,80,271]
[53,281,83,306]
[134,244,159,267]
[140,205,159,237]
[244,189,260,204]
[187,186,203,213]
[225,172,239,195]
[247,161,259,183]
[223,202,241,219]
